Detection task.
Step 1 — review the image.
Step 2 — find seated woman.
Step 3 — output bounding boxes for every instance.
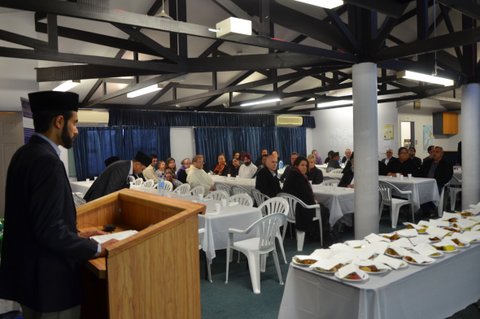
[338,154,354,188]
[283,156,329,242]
[155,160,166,180]
[213,153,228,176]
[306,154,323,184]
[165,168,182,189]
[166,157,177,176]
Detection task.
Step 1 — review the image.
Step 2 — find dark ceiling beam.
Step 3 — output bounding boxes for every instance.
[47,13,58,50]
[439,4,463,62]
[325,9,359,51]
[438,0,480,20]
[83,73,184,107]
[187,53,332,72]
[0,29,51,51]
[462,14,478,82]
[176,83,213,90]
[343,0,410,19]
[417,0,434,71]
[36,65,160,82]
[35,22,161,56]
[145,82,176,107]
[375,26,480,62]
[0,46,184,73]
[373,17,401,50]
[112,23,184,63]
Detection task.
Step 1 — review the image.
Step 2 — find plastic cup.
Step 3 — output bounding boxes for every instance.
[227,174,231,178]
[86,178,90,182]
[215,203,221,213]
[407,174,412,179]
[198,194,204,201]
[396,173,401,178]
[221,199,227,207]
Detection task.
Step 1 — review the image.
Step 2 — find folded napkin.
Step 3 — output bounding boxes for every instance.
[457,231,480,243]
[426,226,450,238]
[365,233,390,243]
[389,237,414,248]
[354,260,391,271]
[432,238,458,248]
[441,212,462,221]
[468,215,480,223]
[409,236,431,246]
[412,243,440,257]
[374,254,406,270]
[329,243,354,253]
[352,246,377,261]
[310,249,334,260]
[428,219,450,227]
[333,251,357,264]
[364,242,389,255]
[386,245,409,257]
[472,225,480,231]
[337,263,366,279]
[453,219,478,230]
[403,222,425,230]
[345,240,367,248]
[403,252,434,264]
[396,229,418,238]
[310,258,345,271]
[417,220,431,228]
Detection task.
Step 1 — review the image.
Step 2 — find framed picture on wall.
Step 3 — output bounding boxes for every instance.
[383,124,394,140]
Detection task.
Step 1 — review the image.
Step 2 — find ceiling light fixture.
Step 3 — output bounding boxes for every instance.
[126,84,162,98]
[294,0,344,9]
[240,97,281,107]
[155,0,173,20]
[398,70,454,87]
[316,99,352,108]
[53,80,80,92]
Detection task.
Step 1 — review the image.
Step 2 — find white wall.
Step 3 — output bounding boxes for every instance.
[309,101,398,160]
[170,127,195,162]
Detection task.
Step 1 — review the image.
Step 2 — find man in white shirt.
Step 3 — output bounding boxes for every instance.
[187,154,214,194]
[238,154,257,178]
[142,154,158,182]
[381,148,395,166]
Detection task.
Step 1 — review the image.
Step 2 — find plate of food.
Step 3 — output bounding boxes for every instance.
[334,271,368,282]
[450,238,470,248]
[428,236,441,243]
[428,251,444,258]
[385,247,402,258]
[312,263,344,274]
[358,265,389,275]
[381,233,400,241]
[460,211,474,218]
[402,256,434,266]
[292,256,317,267]
[433,245,458,253]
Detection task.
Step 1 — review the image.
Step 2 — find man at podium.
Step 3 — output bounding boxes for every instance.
[0,91,115,319]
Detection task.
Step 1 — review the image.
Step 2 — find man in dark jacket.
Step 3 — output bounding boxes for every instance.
[418,146,453,192]
[255,155,282,197]
[0,91,115,319]
[387,147,418,176]
[84,151,150,202]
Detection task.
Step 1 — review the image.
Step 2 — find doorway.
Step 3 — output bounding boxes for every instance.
[400,121,415,148]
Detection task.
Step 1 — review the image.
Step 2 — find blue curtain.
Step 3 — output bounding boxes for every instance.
[73,126,170,180]
[121,126,170,161]
[73,127,123,180]
[194,127,305,171]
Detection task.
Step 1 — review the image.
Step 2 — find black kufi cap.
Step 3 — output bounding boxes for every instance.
[134,151,151,167]
[28,91,79,114]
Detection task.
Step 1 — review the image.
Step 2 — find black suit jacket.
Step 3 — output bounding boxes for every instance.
[83,160,131,202]
[0,135,97,312]
[386,158,418,176]
[255,167,281,198]
[282,168,316,232]
[306,167,324,184]
[419,158,453,190]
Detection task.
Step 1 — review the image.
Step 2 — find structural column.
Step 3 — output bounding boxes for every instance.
[352,62,379,238]
[461,83,480,208]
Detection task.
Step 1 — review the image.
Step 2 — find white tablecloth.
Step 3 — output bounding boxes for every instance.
[197,199,262,262]
[379,176,439,209]
[312,185,355,226]
[70,180,94,194]
[279,244,480,319]
[211,175,256,190]
[0,299,20,315]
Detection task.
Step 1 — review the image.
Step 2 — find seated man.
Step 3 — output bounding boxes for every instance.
[186,154,214,194]
[418,146,453,193]
[254,148,268,166]
[386,147,418,176]
[255,155,282,197]
[238,154,257,178]
[381,148,395,166]
[326,152,341,172]
[227,158,241,177]
[280,152,299,182]
[341,148,352,164]
[408,146,422,169]
[423,145,435,164]
[84,151,150,202]
[142,153,159,182]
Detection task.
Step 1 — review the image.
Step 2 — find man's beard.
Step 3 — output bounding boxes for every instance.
[245,161,251,166]
[61,124,74,149]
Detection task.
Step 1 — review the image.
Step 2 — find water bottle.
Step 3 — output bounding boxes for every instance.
[158,178,165,195]
[278,160,284,169]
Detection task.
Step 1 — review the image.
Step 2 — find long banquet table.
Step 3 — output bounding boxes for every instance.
[379,176,439,209]
[278,243,480,319]
[311,185,354,227]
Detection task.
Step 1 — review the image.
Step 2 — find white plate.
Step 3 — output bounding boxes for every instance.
[450,240,471,249]
[334,271,369,282]
[402,256,434,266]
[433,246,458,253]
[312,267,337,275]
[291,257,317,267]
[357,266,389,275]
[428,251,444,258]
[385,249,403,258]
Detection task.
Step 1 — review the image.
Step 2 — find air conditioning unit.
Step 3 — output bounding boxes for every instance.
[275,115,303,127]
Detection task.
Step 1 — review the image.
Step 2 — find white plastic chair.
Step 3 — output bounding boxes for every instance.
[225,213,287,294]
[437,181,451,217]
[277,193,323,250]
[142,179,155,188]
[173,183,191,195]
[198,228,212,283]
[190,185,206,196]
[205,190,230,201]
[157,180,173,192]
[449,176,462,211]
[231,185,251,195]
[251,189,270,207]
[134,177,143,186]
[214,182,231,195]
[328,168,343,174]
[257,197,289,263]
[378,181,414,228]
[228,193,254,207]
[127,176,136,184]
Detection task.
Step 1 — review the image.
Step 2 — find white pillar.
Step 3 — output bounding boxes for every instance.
[352,62,379,238]
[461,83,480,208]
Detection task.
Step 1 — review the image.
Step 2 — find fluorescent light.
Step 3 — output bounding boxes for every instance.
[399,70,454,87]
[208,28,220,33]
[316,99,352,108]
[295,0,344,9]
[126,84,162,98]
[53,80,80,92]
[240,97,281,107]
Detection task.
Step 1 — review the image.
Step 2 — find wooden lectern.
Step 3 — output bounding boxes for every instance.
[76,189,205,319]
